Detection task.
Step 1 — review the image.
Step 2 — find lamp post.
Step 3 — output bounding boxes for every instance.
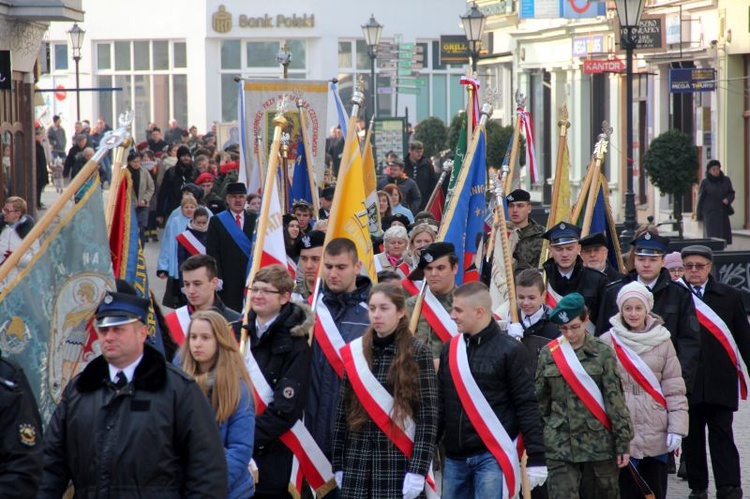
[460,2,486,74]
[361,14,383,123]
[67,23,85,122]
[614,0,645,244]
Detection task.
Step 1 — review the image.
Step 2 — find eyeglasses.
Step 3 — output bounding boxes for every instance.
[2,208,18,214]
[250,287,282,295]
[684,263,709,270]
[668,268,684,273]
[558,323,583,333]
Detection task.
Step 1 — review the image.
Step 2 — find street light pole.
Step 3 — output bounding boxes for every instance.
[361,14,383,124]
[369,50,376,123]
[460,2,486,76]
[74,55,81,121]
[67,23,85,122]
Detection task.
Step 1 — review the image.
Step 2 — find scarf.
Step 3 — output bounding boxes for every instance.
[608,313,671,355]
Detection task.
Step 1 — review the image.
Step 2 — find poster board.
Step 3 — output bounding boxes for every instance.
[373,117,407,175]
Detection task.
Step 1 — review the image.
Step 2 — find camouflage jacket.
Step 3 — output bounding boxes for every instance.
[514,219,545,268]
[406,288,454,360]
[292,278,312,302]
[535,333,633,462]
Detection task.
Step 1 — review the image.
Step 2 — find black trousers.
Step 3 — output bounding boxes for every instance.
[619,457,668,499]
[683,402,741,490]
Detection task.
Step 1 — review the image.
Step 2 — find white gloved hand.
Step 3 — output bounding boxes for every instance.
[507,323,524,341]
[402,472,426,499]
[334,471,343,489]
[666,433,682,453]
[527,465,548,489]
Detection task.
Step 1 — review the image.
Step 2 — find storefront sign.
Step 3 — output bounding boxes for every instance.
[439,35,469,65]
[572,35,604,57]
[0,51,11,91]
[669,68,717,93]
[520,0,605,19]
[665,14,682,45]
[582,58,625,74]
[211,4,315,33]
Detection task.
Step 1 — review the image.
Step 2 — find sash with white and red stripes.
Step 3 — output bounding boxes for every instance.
[340,338,439,498]
[165,305,191,346]
[679,281,748,400]
[312,297,348,378]
[545,282,595,335]
[548,336,612,431]
[609,331,667,409]
[422,286,458,342]
[395,261,411,279]
[402,278,420,297]
[176,230,205,256]
[448,335,520,498]
[245,350,335,496]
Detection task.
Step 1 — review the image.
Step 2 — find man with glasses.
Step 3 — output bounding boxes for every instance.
[596,229,700,395]
[679,245,750,499]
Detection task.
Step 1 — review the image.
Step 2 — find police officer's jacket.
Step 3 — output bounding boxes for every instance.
[542,256,609,327]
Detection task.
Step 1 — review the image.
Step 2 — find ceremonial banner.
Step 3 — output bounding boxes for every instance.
[575,172,625,272]
[291,137,313,207]
[362,127,382,236]
[0,180,114,422]
[243,80,329,182]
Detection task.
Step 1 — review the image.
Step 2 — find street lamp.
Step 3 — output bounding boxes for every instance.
[460,2,486,74]
[361,14,383,123]
[67,23,85,122]
[614,0,645,244]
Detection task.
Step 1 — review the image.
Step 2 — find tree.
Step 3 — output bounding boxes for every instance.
[448,112,525,170]
[413,117,448,158]
[642,129,699,238]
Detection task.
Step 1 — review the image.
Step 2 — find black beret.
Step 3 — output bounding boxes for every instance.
[507,189,530,203]
[296,230,326,252]
[383,214,410,230]
[680,244,713,262]
[579,232,607,249]
[418,242,456,269]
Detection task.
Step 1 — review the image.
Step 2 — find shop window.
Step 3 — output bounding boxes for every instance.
[287,39,306,70]
[246,41,280,68]
[221,40,241,70]
[221,74,237,122]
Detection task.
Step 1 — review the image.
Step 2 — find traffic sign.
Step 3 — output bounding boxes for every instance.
[397,87,421,95]
[398,60,413,68]
[377,87,395,94]
[398,69,414,76]
[399,43,415,50]
[398,78,426,86]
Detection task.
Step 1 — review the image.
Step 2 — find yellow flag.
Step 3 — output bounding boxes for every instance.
[325,136,377,281]
[362,129,382,236]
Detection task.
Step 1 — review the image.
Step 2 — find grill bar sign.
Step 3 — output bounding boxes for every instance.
[669,68,717,93]
[582,58,625,74]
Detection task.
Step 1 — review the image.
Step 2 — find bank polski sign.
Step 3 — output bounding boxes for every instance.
[211,4,315,33]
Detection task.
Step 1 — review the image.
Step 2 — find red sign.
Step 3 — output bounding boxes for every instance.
[582,58,625,74]
[54,84,67,101]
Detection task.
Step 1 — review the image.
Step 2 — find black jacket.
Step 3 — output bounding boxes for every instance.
[305,276,372,456]
[39,345,227,498]
[156,162,198,218]
[438,320,545,466]
[377,175,422,214]
[0,356,43,497]
[602,262,626,283]
[404,155,438,211]
[596,268,701,393]
[520,305,560,376]
[0,214,34,240]
[689,277,750,410]
[63,143,85,178]
[542,256,609,328]
[245,302,312,495]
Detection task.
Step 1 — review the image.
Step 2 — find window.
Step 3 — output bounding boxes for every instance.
[153,41,169,70]
[134,41,150,71]
[221,40,241,70]
[355,40,369,71]
[115,41,131,71]
[54,44,68,71]
[338,41,352,68]
[246,41,281,68]
[97,43,111,70]
[173,42,187,68]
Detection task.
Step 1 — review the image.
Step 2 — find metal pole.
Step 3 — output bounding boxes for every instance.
[471,42,479,74]
[370,49,377,122]
[621,27,636,244]
[74,56,81,122]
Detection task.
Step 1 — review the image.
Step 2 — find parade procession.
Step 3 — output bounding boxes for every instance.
[1,0,750,498]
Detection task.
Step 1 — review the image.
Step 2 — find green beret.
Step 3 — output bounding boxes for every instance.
[549,292,586,325]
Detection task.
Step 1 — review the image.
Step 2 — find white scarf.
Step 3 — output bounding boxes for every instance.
[608,313,671,355]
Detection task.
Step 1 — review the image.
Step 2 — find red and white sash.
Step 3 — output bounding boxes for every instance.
[422,286,458,342]
[402,278,420,297]
[448,335,520,498]
[312,293,364,378]
[679,281,748,400]
[165,305,191,346]
[545,283,595,335]
[395,261,411,279]
[176,230,205,256]
[245,350,335,496]
[609,331,667,409]
[340,338,439,498]
[548,337,612,431]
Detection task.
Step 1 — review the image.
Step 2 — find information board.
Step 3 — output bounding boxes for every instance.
[373,118,407,175]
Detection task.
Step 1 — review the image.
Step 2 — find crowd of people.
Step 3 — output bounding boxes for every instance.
[2,118,749,499]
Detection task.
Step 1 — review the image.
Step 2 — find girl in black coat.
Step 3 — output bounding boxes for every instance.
[696,159,735,245]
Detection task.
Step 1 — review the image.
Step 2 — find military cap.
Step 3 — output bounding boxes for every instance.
[542,222,582,247]
[292,200,312,211]
[631,230,669,256]
[579,232,607,249]
[296,230,325,252]
[549,292,586,325]
[320,186,335,200]
[95,291,150,328]
[226,182,247,196]
[507,189,531,204]
[181,183,203,202]
[383,213,411,230]
[195,172,215,185]
[680,244,713,262]
[418,242,456,269]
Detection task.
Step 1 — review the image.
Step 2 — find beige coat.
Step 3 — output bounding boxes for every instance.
[601,323,689,459]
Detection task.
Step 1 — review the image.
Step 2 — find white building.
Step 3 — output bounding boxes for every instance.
[41,0,470,141]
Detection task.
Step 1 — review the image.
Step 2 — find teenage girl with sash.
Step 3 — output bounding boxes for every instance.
[535,293,634,499]
[332,283,438,499]
[600,282,688,499]
[180,310,255,499]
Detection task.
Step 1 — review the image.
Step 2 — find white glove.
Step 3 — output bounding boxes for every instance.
[507,323,524,341]
[334,471,343,489]
[527,466,548,489]
[402,472,425,499]
[666,433,682,453]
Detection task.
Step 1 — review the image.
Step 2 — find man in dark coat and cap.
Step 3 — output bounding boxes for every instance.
[579,232,624,282]
[156,145,197,224]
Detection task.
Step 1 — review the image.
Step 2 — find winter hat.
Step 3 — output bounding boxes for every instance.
[663,251,683,270]
[177,145,191,158]
[616,281,654,314]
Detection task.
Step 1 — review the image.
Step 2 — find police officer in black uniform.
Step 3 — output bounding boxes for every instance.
[541,222,609,331]
[595,230,700,393]
[0,352,43,496]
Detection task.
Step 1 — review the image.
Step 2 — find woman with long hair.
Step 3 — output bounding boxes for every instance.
[180,310,255,498]
[384,183,414,223]
[332,284,438,499]
[378,190,393,222]
[283,214,301,261]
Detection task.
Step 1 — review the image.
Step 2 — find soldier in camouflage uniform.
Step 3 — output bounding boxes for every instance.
[291,230,325,303]
[536,293,633,499]
[406,242,457,365]
[508,189,546,268]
